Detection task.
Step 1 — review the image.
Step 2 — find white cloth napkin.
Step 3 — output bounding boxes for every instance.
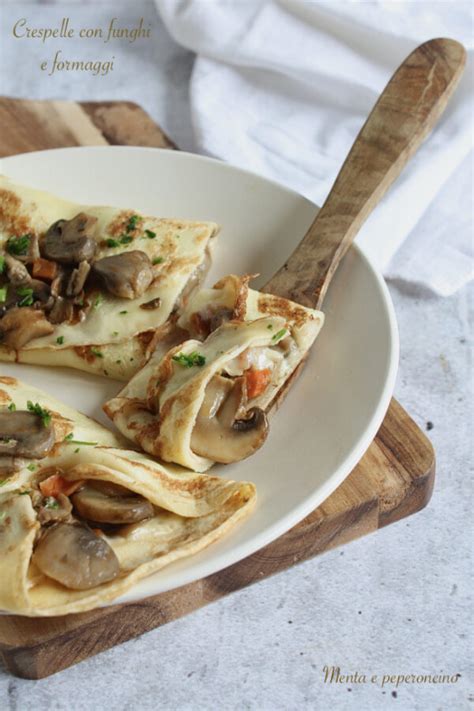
[156,0,473,295]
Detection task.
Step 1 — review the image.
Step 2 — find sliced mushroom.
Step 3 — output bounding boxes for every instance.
[50,265,68,298]
[42,213,98,265]
[48,296,74,325]
[4,255,31,285]
[29,279,51,305]
[92,251,154,299]
[36,493,73,525]
[0,410,55,458]
[71,480,154,524]
[0,307,54,349]
[66,260,90,297]
[191,375,269,463]
[32,522,120,590]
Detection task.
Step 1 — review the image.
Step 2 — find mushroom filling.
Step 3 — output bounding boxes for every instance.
[0,212,163,348]
[91,251,154,300]
[42,213,98,265]
[0,410,55,459]
[191,374,269,463]
[28,475,155,590]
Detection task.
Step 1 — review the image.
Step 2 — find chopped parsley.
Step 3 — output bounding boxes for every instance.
[74,447,80,453]
[27,463,37,471]
[152,257,163,265]
[90,348,103,358]
[144,229,156,239]
[112,331,119,337]
[27,401,51,427]
[64,433,98,446]
[93,293,104,309]
[56,336,65,345]
[0,286,7,303]
[44,496,59,510]
[119,310,128,315]
[7,403,16,411]
[106,238,120,248]
[267,324,273,330]
[0,255,5,274]
[6,234,31,256]
[119,234,133,245]
[272,328,288,344]
[172,351,206,368]
[115,359,122,364]
[16,286,34,307]
[126,215,142,233]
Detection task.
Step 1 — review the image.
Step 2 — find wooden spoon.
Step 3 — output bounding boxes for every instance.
[263,38,466,310]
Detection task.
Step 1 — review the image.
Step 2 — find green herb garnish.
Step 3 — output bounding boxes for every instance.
[56,336,64,345]
[119,310,128,315]
[112,331,119,337]
[119,234,133,245]
[172,351,206,368]
[152,257,163,265]
[267,324,273,330]
[27,401,51,427]
[27,463,37,472]
[126,215,142,233]
[6,234,31,256]
[44,496,59,510]
[64,433,98,446]
[93,293,104,309]
[115,359,122,364]
[106,238,120,248]
[0,255,5,274]
[7,403,16,412]
[0,479,11,487]
[90,348,103,358]
[272,328,287,343]
[144,229,156,239]
[16,286,34,307]
[0,286,7,303]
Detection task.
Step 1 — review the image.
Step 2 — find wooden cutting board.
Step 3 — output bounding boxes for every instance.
[0,97,435,679]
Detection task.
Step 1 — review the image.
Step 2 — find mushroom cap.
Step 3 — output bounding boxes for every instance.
[0,410,55,458]
[71,481,154,524]
[32,522,120,590]
[191,375,269,464]
[92,250,154,300]
[42,213,98,265]
[0,307,54,349]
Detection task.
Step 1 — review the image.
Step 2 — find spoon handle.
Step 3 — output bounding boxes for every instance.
[263,38,466,310]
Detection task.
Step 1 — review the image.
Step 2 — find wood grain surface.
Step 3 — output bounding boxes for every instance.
[264,38,466,309]
[0,96,435,679]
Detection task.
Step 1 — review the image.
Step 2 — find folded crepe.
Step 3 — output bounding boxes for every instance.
[0,176,218,380]
[0,376,255,616]
[104,275,324,472]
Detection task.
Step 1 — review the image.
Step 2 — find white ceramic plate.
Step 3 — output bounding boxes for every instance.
[0,147,398,605]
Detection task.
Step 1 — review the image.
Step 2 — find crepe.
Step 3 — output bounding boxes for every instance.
[0,377,255,616]
[104,275,324,472]
[0,176,219,380]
